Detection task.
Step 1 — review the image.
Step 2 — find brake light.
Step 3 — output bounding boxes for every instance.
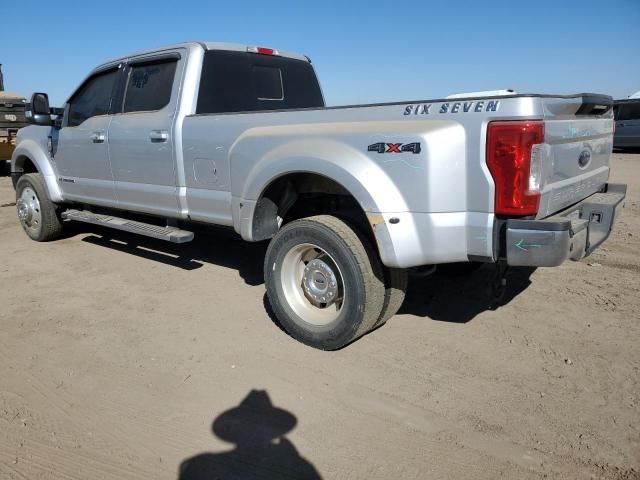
[486,120,545,216]
[247,46,278,56]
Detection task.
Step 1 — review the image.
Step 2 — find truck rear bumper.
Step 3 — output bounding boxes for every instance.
[505,183,626,267]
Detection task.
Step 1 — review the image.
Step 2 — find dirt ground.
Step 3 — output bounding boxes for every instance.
[0,153,638,480]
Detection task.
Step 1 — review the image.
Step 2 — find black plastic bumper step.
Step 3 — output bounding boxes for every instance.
[61,209,194,243]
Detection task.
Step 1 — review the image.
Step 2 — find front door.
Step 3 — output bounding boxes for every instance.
[108,54,182,217]
[54,66,121,206]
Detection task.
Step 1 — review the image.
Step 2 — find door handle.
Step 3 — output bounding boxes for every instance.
[91,131,106,143]
[149,130,169,143]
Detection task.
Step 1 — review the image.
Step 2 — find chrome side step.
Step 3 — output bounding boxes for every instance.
[61,209,194,243]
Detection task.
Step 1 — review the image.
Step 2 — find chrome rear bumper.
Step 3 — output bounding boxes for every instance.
[506,183,626,267]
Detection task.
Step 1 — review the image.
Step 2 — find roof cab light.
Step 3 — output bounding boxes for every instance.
[247,46,279,56]
[486,120,545,216]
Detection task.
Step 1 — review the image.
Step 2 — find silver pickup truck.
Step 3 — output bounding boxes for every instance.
[11,41,626,349]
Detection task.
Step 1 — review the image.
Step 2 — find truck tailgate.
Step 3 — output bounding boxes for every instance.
[537,96,614,218]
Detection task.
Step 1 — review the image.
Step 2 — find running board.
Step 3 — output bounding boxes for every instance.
[61,209,194,243]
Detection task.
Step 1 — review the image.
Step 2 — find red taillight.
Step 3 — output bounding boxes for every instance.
[247,46,277,55]
[486,120,545,216]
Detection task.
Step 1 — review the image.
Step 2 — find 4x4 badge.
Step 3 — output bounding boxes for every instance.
[368,142,421,154]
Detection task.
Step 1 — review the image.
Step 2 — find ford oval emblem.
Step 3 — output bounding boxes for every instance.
[578,150,591,169]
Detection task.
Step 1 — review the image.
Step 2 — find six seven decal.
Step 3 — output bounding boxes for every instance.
[404,100,500,115]
[368,142,421,154]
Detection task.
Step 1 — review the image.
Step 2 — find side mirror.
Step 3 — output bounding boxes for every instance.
[28,92,52,126]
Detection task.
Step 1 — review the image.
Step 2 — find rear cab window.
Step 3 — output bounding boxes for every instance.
[253,65,284,100]
[196,50,324,114]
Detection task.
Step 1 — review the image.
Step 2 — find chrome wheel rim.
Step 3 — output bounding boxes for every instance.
[280,243,345,326]
[16,187,42,233]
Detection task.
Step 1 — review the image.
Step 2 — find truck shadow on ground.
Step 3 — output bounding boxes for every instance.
[178,389,322,480]
[398,265,536,323]
[74,222,268,286]
[73,222,534,323]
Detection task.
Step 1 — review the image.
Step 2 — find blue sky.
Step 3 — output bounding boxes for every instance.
[1,0,639,106]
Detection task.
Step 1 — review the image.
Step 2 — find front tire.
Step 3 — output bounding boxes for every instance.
[264,215,385,350]
[15,173,63,241]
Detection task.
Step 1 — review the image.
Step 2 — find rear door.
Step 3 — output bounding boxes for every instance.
[55,65,121,206]
[108,52,182,216]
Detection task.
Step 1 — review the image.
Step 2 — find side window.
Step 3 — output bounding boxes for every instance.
[624,102,640,121]
[616,105,629,121]
[123,59,177,113]
[67,69,118,127]
[617,103,640,121]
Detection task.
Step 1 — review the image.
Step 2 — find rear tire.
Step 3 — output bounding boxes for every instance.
[374,267,408,327]
[15,173,63,241]
[264,215,385,350]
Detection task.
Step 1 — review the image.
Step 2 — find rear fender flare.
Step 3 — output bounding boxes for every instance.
[231,138,410,266]
[234,138,408,213]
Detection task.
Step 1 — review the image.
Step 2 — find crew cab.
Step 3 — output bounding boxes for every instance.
[11,41,626,349]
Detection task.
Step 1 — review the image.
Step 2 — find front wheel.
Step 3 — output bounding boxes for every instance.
[264,215,385,350]
[15,173,63,241]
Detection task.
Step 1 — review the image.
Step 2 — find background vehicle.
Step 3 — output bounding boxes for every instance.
[0,65,28,171]
[10,42,626,349]
[613,99,640,149]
